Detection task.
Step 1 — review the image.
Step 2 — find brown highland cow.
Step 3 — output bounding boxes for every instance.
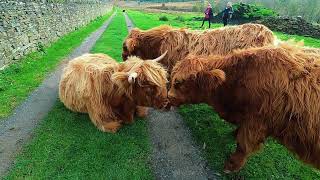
[122,23,275,72]
[168,45,320,172]
[59,53,168,133]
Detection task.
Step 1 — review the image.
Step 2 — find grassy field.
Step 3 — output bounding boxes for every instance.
[5,12,153,179]
[127,10,222,30]
[0,10,114,119]
[127,9,320,179]
[128,10,320,48]
[274,32,320,48]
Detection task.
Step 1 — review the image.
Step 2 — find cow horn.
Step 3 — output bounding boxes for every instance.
[128,72,138,84]
[152,51,168,62]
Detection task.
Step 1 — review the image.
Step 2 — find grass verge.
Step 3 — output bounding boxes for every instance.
[127,9,320,179]
[5,102,152,179]
[91,11,128,61]
[127,10,222,30]
[274,32,320,48]
[179,104,320,179]
[5,12,153,179]
[0,10,113,119]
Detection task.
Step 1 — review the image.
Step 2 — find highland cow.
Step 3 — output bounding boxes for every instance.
[168,45,320,172]
[59,53,168,133]
[122,23,275,72]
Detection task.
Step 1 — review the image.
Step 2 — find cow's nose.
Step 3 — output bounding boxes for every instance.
[122,53,128,61]
[163,100,172,111]
[168,90,174,99]
[160,99,169,109]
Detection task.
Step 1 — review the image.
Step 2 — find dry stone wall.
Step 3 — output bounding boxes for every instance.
[0,0,112,68]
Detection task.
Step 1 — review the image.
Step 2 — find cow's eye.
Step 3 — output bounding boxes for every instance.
[142,85,155,92]
[146,86,156,95]
[174,82,181,89]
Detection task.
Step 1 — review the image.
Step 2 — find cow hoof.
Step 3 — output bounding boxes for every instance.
[223,166,240,174]
[101,122,121,133]
[123,118,134,124]
[136,106,149,118]
[223,159,242,173]
[223,169,231,174]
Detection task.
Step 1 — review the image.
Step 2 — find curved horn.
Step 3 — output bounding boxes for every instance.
[128,72,138,84]
[152,51,168,62]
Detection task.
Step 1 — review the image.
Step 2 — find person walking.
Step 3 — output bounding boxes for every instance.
[222,2,233,26]
[200,3,213,28]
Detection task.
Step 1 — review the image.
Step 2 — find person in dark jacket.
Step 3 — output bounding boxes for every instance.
[222,2,233,26]
[200,3,213,28]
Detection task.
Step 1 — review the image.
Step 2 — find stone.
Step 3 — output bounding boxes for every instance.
[0,0,112,69]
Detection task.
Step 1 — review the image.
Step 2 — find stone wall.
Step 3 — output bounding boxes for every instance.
[0,0,112,68]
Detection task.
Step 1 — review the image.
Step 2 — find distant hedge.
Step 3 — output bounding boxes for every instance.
[232,3,278,20]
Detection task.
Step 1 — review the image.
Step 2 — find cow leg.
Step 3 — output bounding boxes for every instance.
[87,102,123,133]
[89,113,122,133]
[224,119,268,173]
[113,100,135,124]
[121,105,135,124]
[232,127,239,137]
[212,103,241,125]
[135,106,149,118]
[90,113,122,133]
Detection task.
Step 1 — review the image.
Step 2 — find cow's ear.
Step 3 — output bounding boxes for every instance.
[130,28,141,37]
[197,69,226,90]
[126,38,138,52]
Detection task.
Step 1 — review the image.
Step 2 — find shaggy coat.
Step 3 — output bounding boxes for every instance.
[168,45,320,172]
[59,53,168,133]
[122,23,275,71]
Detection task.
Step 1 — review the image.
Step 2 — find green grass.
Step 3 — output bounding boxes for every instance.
[0,10,113,119]
[5,102,152,179]
[274,32,320,48]
[91,11,128,61]
[127,10,223,30]
[6,12,154,179]
[127,9,320,179]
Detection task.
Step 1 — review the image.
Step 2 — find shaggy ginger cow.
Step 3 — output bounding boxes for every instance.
[122,23,275,71]
[59,53,168,133]
[168,45,320,172]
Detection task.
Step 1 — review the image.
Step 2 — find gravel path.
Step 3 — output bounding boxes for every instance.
[124,12,217,180]
[0,12,115,178]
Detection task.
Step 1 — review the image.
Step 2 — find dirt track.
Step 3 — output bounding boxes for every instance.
[0,13,115,178]
[124,12,217,180]
[0,11,216,179]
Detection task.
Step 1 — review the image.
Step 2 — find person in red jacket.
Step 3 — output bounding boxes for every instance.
[200,3,213,28]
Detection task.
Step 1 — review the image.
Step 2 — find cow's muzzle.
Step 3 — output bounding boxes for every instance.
[122,52,129,61]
